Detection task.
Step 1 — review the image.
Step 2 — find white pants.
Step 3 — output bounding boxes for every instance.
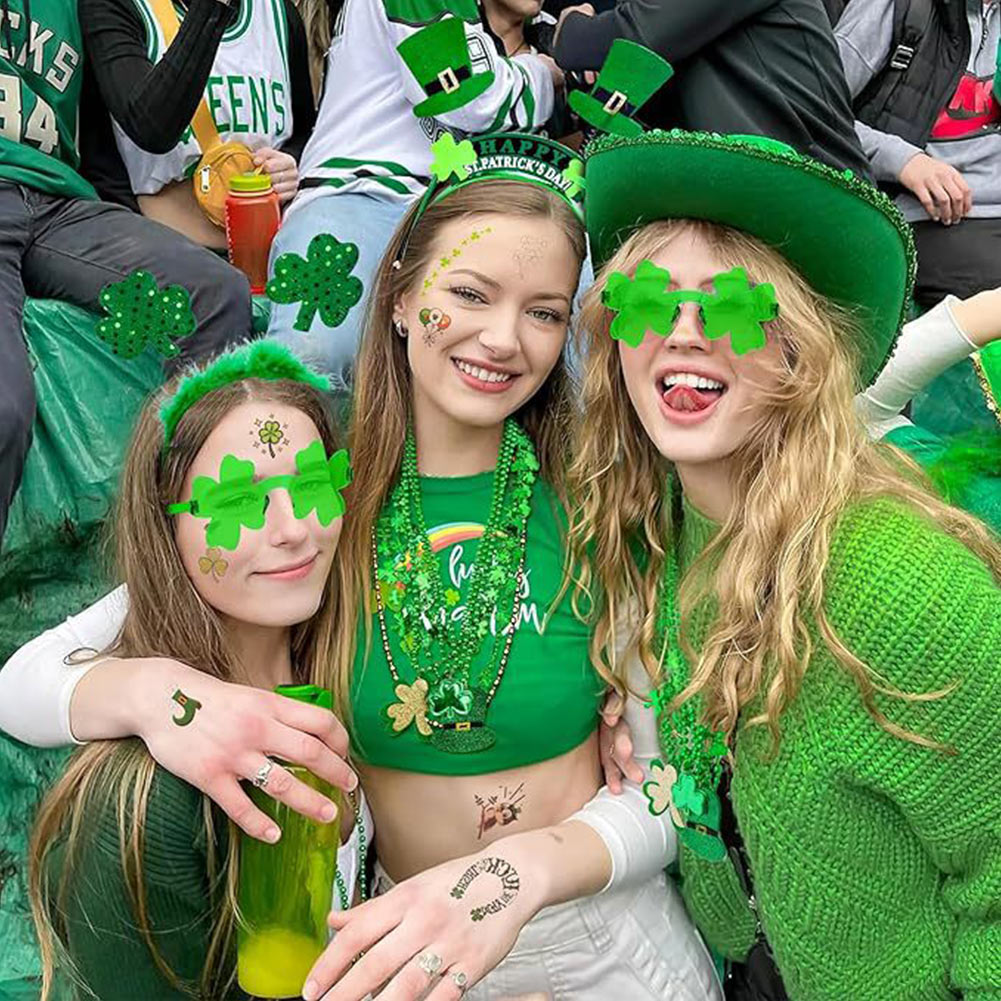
[372,863,722,1001]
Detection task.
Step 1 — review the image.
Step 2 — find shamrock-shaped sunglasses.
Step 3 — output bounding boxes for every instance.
[602,262,779,354]
[167,440,351,551]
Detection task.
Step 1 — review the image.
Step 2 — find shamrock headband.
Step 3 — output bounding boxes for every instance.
[394,132,585,267]
[161,340,331,448]
[167,439,351,550]
[603,262,779,354]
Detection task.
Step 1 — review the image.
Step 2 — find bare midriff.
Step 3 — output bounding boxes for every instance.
[358,729,601,881]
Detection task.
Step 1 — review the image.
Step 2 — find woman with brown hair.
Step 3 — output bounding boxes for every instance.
[16,135,722,1001]
[568,130,1001,1000]
[28,340,362,999]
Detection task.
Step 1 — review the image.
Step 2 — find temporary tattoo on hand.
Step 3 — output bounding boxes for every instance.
[197,546,229,581]
[251,413,291,457]
[419,307,452,346]
[513,236,546,279]
[450,856,521,921]
[421,227,493,295]
[474,782,525,839]
[171,689,202,726]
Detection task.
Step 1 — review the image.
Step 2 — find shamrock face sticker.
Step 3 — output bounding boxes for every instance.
[198,547,229,581]
[266,233,363,332]
[167,440,352,550]
[419,307,451,345]
[602,262,779,354]
[96,270,197,359]
[252,413,291,457]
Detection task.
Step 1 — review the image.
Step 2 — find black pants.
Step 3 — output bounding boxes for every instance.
[912,216,1001,310]
[0,182,253,544]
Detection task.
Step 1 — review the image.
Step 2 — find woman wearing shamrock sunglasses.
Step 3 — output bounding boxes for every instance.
[568,130,1001,1000]
[27,341,367,999]
[8,134,723,1001]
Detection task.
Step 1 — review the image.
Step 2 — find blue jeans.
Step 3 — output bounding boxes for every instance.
[267,191,411,389]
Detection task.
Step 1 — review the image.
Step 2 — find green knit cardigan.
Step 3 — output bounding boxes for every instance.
[675,497,1001,1001]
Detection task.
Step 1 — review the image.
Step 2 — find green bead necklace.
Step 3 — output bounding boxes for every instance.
[373,419,538,753]
[649,529,729,862]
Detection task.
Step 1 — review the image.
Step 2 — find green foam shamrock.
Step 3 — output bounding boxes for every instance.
[602,260,679,347]
[702,267,779,355]
[96,270,196,359]
[430,132,477,183]
[562,158,585,198]
[671,772,707,818]
[267,233,363,332]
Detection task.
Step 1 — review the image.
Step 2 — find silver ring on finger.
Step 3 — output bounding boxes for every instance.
[252,758,275,790]
[451,970,468,994]
[416,951,443,977]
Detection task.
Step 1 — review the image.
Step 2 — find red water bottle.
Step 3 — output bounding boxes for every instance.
[225,173,281,294]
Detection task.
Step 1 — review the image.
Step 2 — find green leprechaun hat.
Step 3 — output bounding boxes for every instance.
[398,17,495,119]
[585,129,916,385]
[567,40,673,137]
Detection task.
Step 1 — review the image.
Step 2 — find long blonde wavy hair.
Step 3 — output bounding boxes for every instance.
[569,219,1001,749]
[324,179,586,721]
[29,376,342,1000]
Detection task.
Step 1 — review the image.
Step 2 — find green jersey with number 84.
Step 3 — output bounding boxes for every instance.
[0,0,96,200]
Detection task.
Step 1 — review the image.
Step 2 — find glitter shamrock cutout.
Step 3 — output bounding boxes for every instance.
[642,759,683,825]
[562,158,585,198]
[602,260,679,348]
[701,267,779,355]
[96,270,196,359]
[430,133,477,183]
[266,233,363,332]
[387,678,432,736]
[252,414,291,457]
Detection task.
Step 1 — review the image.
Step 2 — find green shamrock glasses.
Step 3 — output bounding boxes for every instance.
[602,262,779,354]
[167,440,351,550]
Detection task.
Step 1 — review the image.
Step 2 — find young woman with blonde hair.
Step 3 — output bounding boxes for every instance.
[11,135,722,1001]
[569,130,1001,1000]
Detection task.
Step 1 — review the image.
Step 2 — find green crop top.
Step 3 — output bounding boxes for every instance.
[350,473,605,776]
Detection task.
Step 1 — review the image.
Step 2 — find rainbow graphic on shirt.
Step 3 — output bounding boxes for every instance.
[427,522,484,554]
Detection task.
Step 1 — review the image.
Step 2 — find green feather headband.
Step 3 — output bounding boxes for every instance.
[160,340,331,448]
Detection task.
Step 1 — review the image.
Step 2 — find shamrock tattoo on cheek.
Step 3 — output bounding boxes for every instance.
[602,261,779,354]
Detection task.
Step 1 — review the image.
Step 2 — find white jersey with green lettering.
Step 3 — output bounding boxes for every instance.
[113,0,292,195]
[0,0,94,199]
[287,0,554,215]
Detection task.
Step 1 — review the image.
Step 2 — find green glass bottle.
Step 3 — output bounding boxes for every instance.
[237,685,343,999]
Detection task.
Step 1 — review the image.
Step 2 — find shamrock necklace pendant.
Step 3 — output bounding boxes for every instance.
[372,420,537,753]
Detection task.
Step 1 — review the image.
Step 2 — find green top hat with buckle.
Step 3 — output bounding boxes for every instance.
[398,17,495,119]
[567,39,673,137]
[585,129,917,385]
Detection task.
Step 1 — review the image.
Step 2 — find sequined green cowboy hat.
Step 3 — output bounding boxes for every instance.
[583,129,917,385]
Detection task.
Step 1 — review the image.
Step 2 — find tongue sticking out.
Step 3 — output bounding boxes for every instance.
[663,385,722,413]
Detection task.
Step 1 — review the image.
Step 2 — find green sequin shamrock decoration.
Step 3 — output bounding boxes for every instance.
[430,132,477,183]
[602,260,678,348]
[96,270,196,359]
[267,233,363,332]
[562,158,585,198]
[701,267,779,355]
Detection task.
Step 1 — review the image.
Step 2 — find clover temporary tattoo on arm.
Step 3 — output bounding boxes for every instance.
[171,689,202,726]
[474,782,526,839]
[603,262,779,354]
[266,233,363,332]
[449,856,521,921]
[96,270,197,359]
